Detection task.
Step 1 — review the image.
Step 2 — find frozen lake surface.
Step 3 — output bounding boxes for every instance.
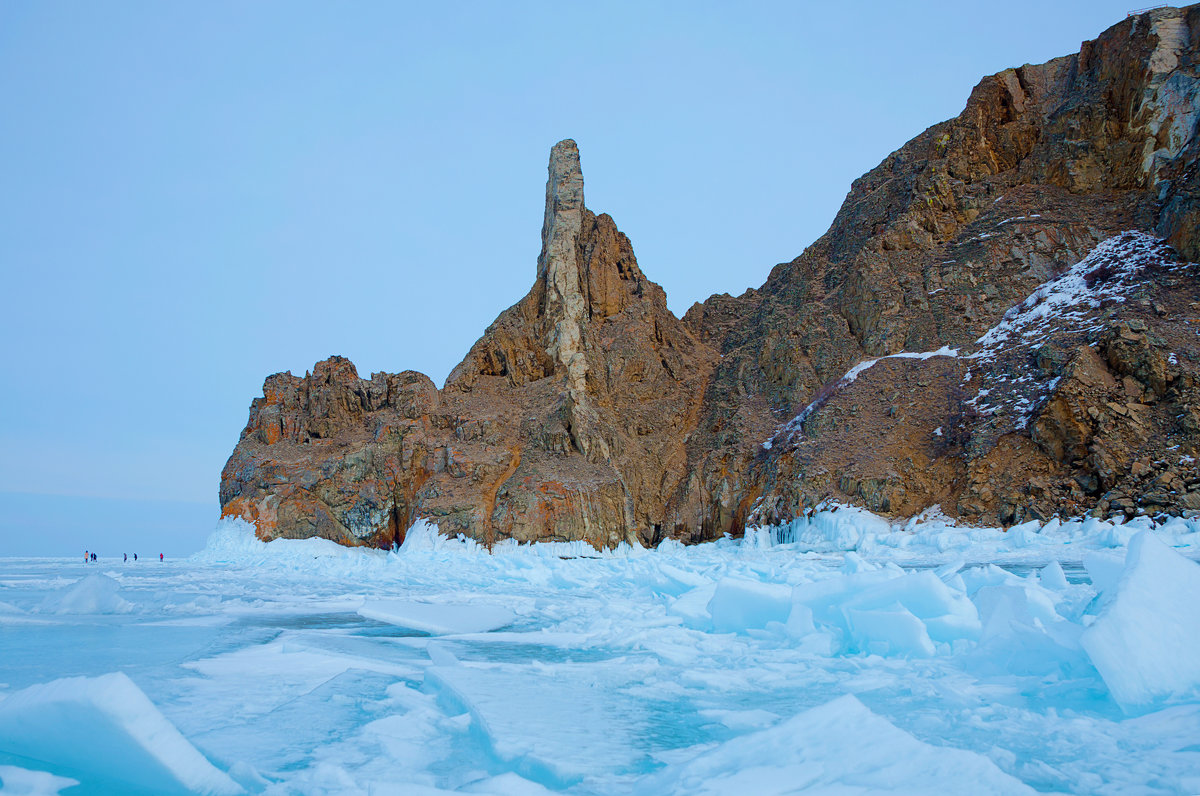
[2,509,1200,795]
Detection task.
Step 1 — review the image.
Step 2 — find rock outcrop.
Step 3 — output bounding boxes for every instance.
[223,6,1200,546]
[690,5,1200,530]
[222,140,718,547]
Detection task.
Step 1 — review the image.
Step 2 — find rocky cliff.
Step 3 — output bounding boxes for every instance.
[222,5,1200,547]
[221,140,719,548]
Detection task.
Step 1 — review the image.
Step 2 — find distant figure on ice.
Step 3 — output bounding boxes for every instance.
[133,553,137,561]
[159,553,163,562]
[91,552,96,562]
[124,553,127,562]
[84,550,89,563]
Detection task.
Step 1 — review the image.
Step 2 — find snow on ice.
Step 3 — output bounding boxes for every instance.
[0,765,78,796]
[1,509,1200,793]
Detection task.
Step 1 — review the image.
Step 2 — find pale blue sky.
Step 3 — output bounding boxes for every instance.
[0,1,1140,554]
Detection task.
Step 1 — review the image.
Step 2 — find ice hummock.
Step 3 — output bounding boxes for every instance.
[0,672,242,795]
[38,573,134,615]
[1081,531,1200,711]
[706,578,792,633]
[743,502,1200,566]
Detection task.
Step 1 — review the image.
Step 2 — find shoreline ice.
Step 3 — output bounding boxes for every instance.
[1,508,1199,793]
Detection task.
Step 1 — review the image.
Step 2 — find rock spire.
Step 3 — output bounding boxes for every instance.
[539,139,589,394]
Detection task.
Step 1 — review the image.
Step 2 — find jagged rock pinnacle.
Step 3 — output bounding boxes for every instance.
[538,139,589,393]
[537,139,584,278]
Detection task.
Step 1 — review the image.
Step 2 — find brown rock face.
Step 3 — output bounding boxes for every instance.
[691,5,1200,529]
[223,7,1200,546]
[222,140,718,547]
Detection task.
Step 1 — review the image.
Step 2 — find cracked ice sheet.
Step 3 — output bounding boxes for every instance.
[425,658,659,788]
[358,599,517,635]
[170,632,422,727]
[4,517,1200,793]
[642,694,1034,795]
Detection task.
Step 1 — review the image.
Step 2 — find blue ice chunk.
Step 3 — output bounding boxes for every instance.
[1040,561,1069,591]
[1083,550,1125,598]
[357,600,515,635]
[37,574,133,615]
[846,604,936,657]
[0,672,242,795]
[1082,532,1200,711]
[707,578,791,634]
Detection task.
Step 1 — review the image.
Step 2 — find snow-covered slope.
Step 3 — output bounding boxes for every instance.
[965,231,1192,428]
[973,232,1178,359]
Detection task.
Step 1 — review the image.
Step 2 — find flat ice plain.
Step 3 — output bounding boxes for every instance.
[2,507,1200,794]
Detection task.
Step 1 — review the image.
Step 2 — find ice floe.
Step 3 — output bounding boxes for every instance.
[640,694,1035,795]
[0,672,242,795]
[1081,531,1200,711]
[358,600,516,635]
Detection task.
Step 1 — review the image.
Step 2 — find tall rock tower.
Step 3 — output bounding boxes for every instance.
[222,140,723,548]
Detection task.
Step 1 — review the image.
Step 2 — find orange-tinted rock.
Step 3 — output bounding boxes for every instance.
[222,7,1200,545]
[222,140,719,547]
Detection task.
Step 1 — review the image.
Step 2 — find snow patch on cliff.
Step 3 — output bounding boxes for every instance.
[973,231,1171,359]
[965,231,1193,430]
[765,346,958,448]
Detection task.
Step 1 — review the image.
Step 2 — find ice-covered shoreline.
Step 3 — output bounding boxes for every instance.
[2,506,1200,794]
[194,505,1200,571]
